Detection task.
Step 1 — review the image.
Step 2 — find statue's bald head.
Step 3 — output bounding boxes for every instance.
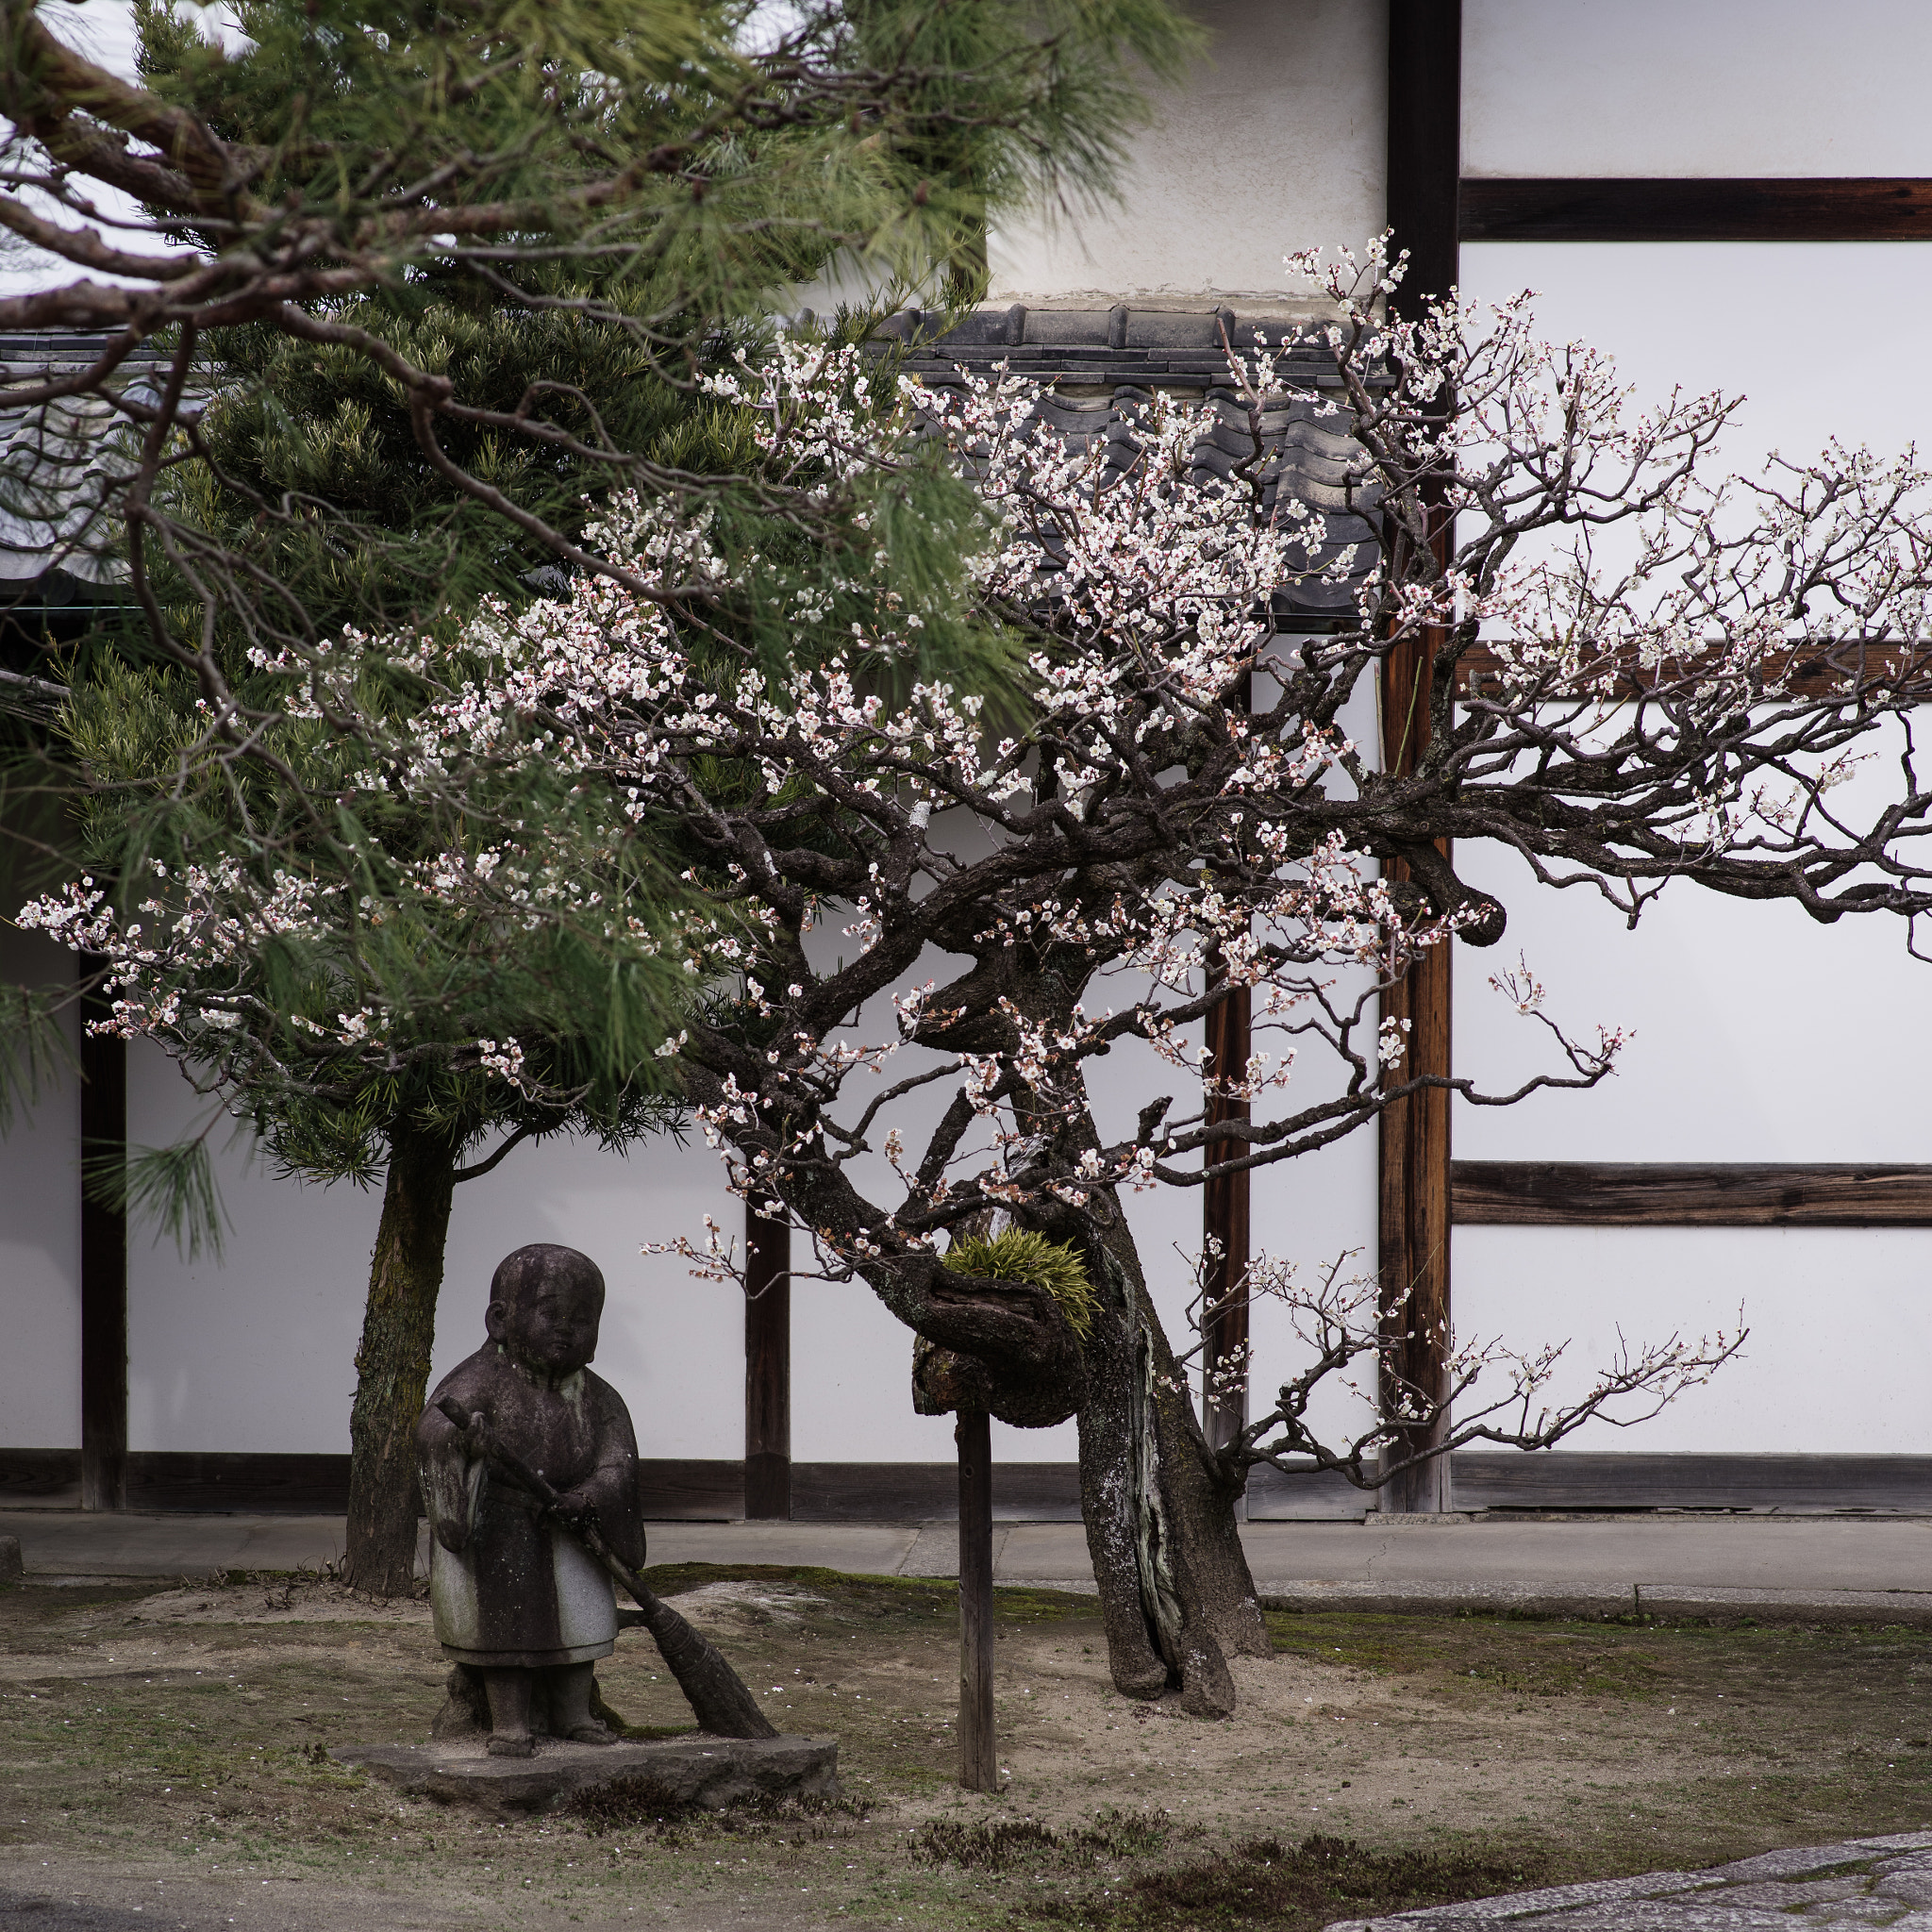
[486,1244,606,1374]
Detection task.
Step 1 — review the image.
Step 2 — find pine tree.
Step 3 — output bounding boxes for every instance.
[1,0,1200,1590]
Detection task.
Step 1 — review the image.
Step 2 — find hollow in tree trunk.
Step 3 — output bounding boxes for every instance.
[345,1121,461,1594]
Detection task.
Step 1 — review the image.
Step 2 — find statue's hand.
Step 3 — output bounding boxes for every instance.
[552,1483,600,1538]
[458,1409,495,1467]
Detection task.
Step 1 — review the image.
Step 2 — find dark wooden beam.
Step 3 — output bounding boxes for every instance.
[77,959,126,1514]
[1452,1451,1932,1514]
[1387,2,1462,303]
[743,1203,791,1519]
[18,1449,1932,1519]
[1379,0,1460,1517]
[1454,1160,1932,1227]
[1202,665,1253,1460]
[1455,637,1932,701]
[1202,973,1252,1457]
[1377,936,1453,1511]
[1461,176,1932,243]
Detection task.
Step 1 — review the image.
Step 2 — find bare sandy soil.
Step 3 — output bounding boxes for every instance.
[4,1563,1932,1931]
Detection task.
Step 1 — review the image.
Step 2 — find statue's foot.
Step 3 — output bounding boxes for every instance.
[486,1734,537,1758]
[565,1721,615,1745]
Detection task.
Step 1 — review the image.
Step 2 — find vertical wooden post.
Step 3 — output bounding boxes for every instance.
[78,960,127,1513]
[743,1201,791,1520]
[956,1407,996,1790]
[1375,931,1452,1512]
[1203,667,1253,1464]
[1202,969,1251,1458]
[1387,1,1462,307]
[1379,0,1461,1516]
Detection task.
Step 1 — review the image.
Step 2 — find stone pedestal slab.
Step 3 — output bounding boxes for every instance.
[331,1733,837,1814]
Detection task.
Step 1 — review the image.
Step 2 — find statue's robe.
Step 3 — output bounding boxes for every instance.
[417,1346,645,1669]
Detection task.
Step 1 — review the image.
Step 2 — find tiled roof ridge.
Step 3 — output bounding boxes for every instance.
[0,330,175,369]
[863,303,1381,391]
[874,308,1383,625]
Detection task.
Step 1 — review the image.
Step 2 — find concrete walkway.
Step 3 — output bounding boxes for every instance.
[1328,1832,1932,1930]
[8,1508,1932,1623]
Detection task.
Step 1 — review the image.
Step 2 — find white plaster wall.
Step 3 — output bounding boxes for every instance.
[987,0,1385,306]
[125,1040,379,1455]
[437,1127,745,1462]
[1448,239,1932,1457]
[1243,675,1383,1450]
[1460,243,1932,466]
[1450,836,1932,1455]
[122,1042,749,1458]
[0,928,80,1448]
[1456,1229,1932,1454]
[1453,817,1930,1167]
[1464,0,1932,180]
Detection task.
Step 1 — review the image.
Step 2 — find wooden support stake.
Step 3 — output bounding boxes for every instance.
[744,1202,791,1521]
[78,958,126,1514]
[956,1407,996,1790]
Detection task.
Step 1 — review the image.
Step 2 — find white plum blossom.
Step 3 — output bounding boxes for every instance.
[25,238,1932,1491]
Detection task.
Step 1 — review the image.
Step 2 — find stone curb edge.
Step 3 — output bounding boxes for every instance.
[1319,1831,1932,1929]
[1260,1580,1932,1625]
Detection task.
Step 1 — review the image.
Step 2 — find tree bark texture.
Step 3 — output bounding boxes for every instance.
[1076,1219,1268,1718]
[347,1122,461,1594]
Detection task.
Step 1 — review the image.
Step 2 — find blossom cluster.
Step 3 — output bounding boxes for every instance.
[290,320,1613,1293]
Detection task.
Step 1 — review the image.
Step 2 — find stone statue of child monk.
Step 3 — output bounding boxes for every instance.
[416,1243,645,1757]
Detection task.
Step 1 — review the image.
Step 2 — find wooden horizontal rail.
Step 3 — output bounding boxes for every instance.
[1453,1161,1932,1227]
[1460,177,1932,243]
[1453,640,1932,700]
[1453,1451,1932,1513]
[10,1448,1932,1518]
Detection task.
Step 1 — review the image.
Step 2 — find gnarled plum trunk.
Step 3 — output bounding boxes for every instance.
[345,1121,461,1594]
[899,965,1272,1715]
[1076,1217,1270,1717]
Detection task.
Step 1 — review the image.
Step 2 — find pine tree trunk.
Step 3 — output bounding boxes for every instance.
[1076,1219,1270,1717]
[345,1122,460,1595]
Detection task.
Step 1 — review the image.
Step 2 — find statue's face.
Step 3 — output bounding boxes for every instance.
[492,1264,605,1374]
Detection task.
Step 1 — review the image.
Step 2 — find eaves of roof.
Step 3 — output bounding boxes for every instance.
[867,306,1384,625]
